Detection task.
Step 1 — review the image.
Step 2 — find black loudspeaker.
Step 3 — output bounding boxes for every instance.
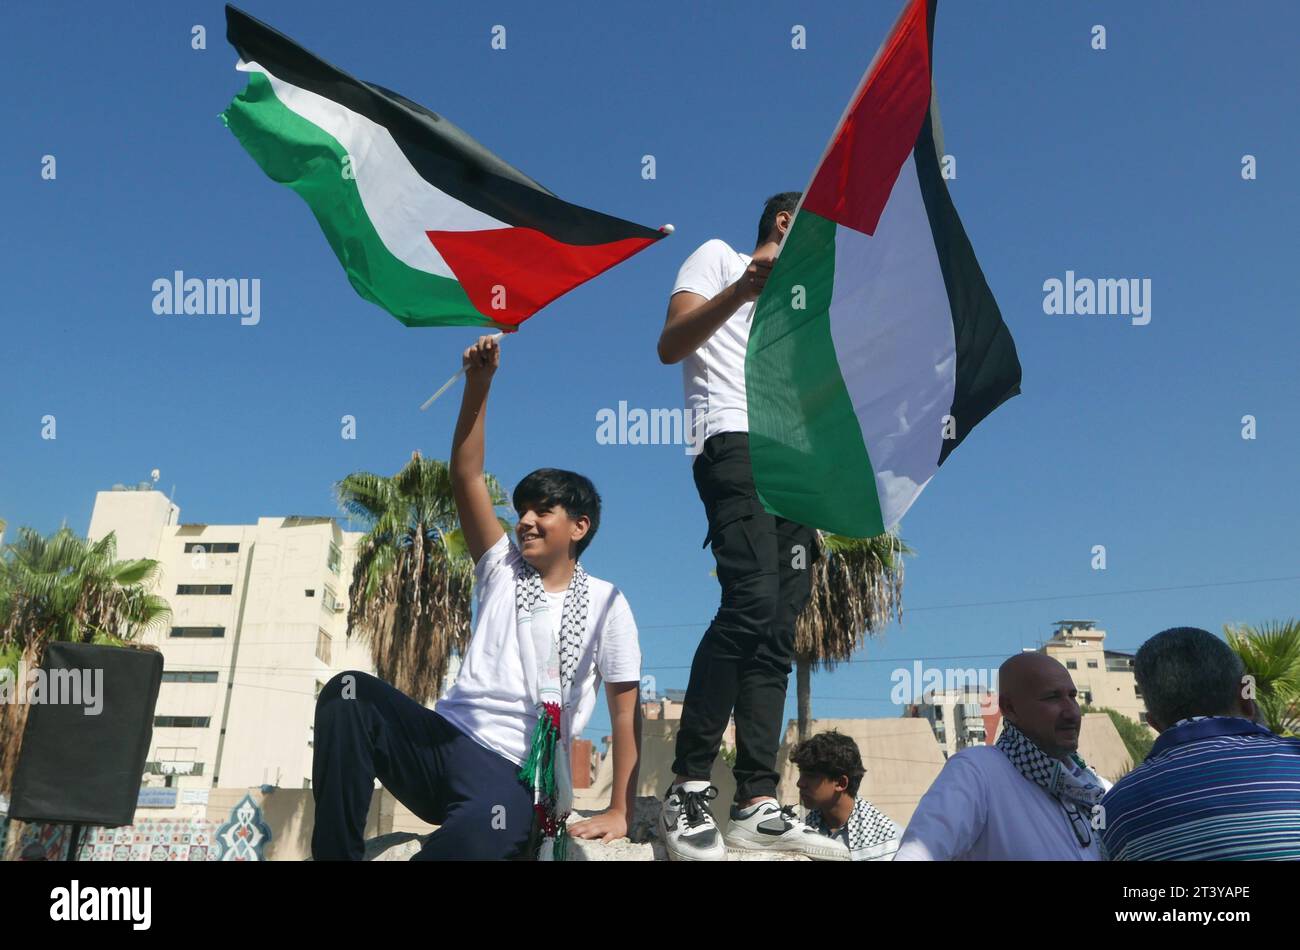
[8,642,164,826]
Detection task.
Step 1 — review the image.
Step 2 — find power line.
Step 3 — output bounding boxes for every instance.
[634,573,1300,630]
[155,668,935,707]
[639,649,1141,672]
[159,646,1143,676]
[138,572,1300,645]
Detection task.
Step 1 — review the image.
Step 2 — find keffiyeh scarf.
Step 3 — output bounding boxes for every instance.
[807,796,901,860]
[996,720,1106,847]
[514,558,589,861]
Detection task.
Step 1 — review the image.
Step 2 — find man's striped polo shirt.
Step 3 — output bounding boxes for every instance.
[1099,716,1300,860]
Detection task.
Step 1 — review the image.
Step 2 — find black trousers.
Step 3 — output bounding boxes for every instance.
[311,670,535,860]
[672,432,816,802]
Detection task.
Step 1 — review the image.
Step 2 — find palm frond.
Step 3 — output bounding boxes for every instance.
[0,524,170,792]
[795,531,910,673]
[340,453,509,703]
[1225,619,1300,735]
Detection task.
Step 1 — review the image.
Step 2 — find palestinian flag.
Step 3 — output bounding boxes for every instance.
[220,5,666,329]
[746,0,1021,537]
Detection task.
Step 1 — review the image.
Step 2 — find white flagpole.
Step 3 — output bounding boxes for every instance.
[419,331,504,410]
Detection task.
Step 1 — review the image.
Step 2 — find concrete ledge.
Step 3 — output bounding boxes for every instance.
[363,796,809,861]
[364,832,427,861]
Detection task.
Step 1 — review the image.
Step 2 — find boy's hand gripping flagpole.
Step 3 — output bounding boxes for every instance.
[419,331,505,410]
[416,222,671,410]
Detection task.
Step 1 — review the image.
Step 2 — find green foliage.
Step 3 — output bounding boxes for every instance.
[0,642,18,679]
[337,451,510,704]
[1081,705,1154,766]
[1225,620,1300,736]
[719,744,737,768]
[0,523,169,793]
[0,525,170,650]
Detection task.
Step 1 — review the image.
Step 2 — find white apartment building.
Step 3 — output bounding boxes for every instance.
[906,687,997,758]
[1037,620,1148,728]
[86,483,392,804]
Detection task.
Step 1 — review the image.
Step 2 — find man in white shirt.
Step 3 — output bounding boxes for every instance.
[311,335,642,860]
[655,194,835,861]
[895,653,1109,861]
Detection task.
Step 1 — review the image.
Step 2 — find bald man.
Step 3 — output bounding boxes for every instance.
[895,654,1110,860]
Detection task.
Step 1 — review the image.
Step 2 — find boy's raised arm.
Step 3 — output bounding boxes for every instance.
[450,334,506,564]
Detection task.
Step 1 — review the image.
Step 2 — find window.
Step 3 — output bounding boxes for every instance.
[145,760,205,776]
[323,588,338,611]
[316,629,332,665]
[1066,660,1077,670]
[154,716,211,728]
[1135,684,1143,699]
[156,746,198,761]
[162,671,219,683]
[176,584,232,595]
[1080,689,1093,704]
[305,589,315,598]
[1087,660,1099,669]
[184,542,240,554]
[328,543,342,575]
[169,626,226,638]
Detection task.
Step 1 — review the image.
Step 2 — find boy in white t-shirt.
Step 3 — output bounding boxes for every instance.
[311,335,642,860]
[655,193,835,861]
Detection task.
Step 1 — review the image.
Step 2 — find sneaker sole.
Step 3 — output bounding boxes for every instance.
[722,828,850,861]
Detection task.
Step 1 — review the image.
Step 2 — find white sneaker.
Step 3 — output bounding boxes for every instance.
[659,782,727,861]
[723,800,850,861]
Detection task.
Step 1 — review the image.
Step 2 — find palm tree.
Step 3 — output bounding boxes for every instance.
[337,451,509,704]
[1225,620,1300,736]
[0,525,170,794]
[793,532,909,742]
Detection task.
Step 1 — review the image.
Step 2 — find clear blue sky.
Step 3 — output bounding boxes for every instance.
[3,1,1298,744]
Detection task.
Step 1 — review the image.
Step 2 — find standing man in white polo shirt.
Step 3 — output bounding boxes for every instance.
[654,194,840,862]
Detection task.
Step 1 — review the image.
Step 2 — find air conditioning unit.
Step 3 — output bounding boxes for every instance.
[331,601,346,612]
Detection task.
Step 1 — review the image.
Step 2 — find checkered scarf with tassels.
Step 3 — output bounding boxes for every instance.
[514,558,589,861]
[996,720,1105,847]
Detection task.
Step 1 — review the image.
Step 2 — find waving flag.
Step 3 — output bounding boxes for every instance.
[746,0,1021,537]
[220,5,667,329]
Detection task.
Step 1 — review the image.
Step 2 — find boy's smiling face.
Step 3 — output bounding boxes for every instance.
[515,500,589,568]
